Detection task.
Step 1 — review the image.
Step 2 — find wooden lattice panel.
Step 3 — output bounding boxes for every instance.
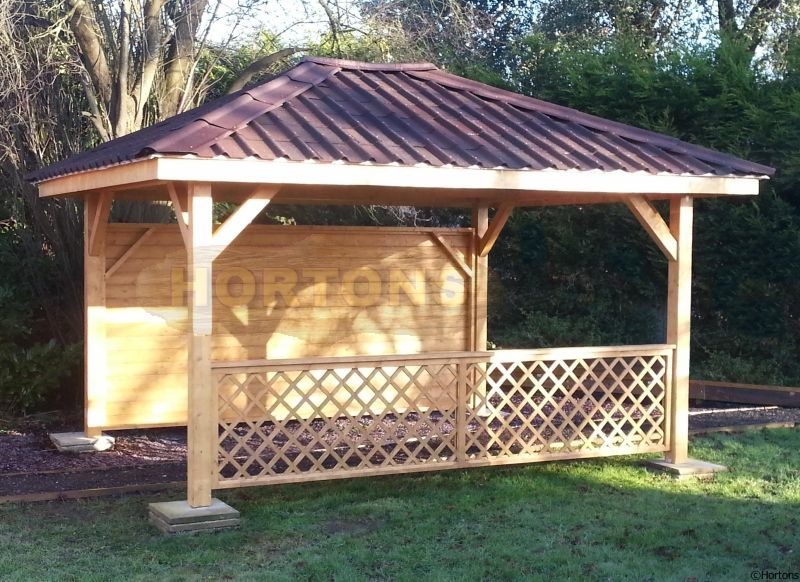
[214,355,473,487]
[463,348,671,461]
[212,346,672,489]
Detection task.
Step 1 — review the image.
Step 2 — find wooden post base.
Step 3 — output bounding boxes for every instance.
[643,458,728,480]
[148,498,240,534]
[49,432,115,453]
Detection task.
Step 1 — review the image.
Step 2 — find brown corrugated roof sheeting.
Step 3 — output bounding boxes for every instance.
[28,57,775,182]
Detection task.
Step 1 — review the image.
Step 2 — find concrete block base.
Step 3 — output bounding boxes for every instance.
[644,458,729,480]
[148,499,240,534]
[50,432,115,453]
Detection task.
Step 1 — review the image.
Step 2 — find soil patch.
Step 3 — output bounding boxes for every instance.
[0,403,796,499]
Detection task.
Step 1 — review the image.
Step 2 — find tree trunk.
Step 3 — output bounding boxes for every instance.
[162,0,208,117]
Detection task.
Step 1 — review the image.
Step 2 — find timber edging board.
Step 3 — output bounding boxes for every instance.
[689,421,796,436]
[689,381,799,408]
[0,481,184,505]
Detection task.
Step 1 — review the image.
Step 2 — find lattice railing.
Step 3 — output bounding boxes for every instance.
[464,346,671,463]
[212,345,672,488]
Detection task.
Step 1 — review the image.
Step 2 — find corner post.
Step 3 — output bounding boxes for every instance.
[187,183,215,508]
[470,206,489,414]
[666,196,693,464]
[84,194,111,437]
[472,206,489,351]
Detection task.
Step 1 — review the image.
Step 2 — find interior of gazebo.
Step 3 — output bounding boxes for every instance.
[29,57,771,529]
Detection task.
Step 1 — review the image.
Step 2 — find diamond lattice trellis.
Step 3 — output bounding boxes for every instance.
[213,348,671,487]
[216,361,461,483]
[463,354,668,459]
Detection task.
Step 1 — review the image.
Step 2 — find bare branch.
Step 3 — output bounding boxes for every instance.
[744,0,782,53]
[65,0,112,106]
[79,69,110,141]
[113,0,131,136]
[226,47,307,94]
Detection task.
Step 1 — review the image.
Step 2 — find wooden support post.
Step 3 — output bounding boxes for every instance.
[187,183,215,508]
[84,195,108,437]
[472,206,489,351]
[177,183,274,507]
[471,206,489,412]
[666,196,693,464]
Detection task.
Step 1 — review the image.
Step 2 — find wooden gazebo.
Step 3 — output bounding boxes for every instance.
[30,57,773,531]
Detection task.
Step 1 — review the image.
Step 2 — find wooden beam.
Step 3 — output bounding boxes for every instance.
[624,196,678,261]
[478,203,513,257]
[156,159,765,196]
[87,193,113,257]
[84,203,107,437]
[37,155,764,197]
[105,227,156,279]
[167,183,190,250]
[666,196,693,465]
[689,380,799,408]
[209,187,275,258]
[187,182,214,508]
[429,233,473,278]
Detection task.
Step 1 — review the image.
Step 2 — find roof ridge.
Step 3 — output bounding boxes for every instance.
[407,69,774,177]
[301,56,438,72]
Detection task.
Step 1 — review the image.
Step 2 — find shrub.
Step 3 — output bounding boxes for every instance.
[0,219,80,416]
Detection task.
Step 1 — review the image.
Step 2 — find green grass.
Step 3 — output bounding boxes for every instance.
[1,429,799,581]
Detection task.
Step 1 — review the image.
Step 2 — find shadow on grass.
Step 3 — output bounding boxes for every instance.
[0,428,798,582]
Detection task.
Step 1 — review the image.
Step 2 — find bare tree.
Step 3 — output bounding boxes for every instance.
[52,0,308,139]
[356,0,495,65]
[0,0,311,345]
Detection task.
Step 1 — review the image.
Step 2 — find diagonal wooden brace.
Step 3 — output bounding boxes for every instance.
[209,186,276,259]
[624,195,677,261]
[168,183,191,250]
[477,203,513,257]
[87,193,113,257]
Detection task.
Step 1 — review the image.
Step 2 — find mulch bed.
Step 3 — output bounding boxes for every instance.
[0,428,187,499]
[1,402,797,500]
[688,402,800,432]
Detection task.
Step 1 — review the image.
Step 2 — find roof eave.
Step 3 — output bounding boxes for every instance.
[35,156,766,199]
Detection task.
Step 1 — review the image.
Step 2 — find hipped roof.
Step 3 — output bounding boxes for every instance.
[28,56,774,184]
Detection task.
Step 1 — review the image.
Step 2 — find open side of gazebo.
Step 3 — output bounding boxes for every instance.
[29,57,773,532]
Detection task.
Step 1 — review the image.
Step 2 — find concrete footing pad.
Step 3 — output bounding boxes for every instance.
[148,499,240,534]
[643,458,729,480]
[49,432,115,453]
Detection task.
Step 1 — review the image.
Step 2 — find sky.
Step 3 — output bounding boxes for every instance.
[207,0,362,47]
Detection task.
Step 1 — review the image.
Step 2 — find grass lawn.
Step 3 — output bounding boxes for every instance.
[1,428,798,581]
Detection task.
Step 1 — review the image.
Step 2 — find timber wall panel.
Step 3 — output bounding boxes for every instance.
[100,224,474,429]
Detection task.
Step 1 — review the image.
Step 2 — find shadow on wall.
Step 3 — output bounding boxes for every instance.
[101,224,474,428]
